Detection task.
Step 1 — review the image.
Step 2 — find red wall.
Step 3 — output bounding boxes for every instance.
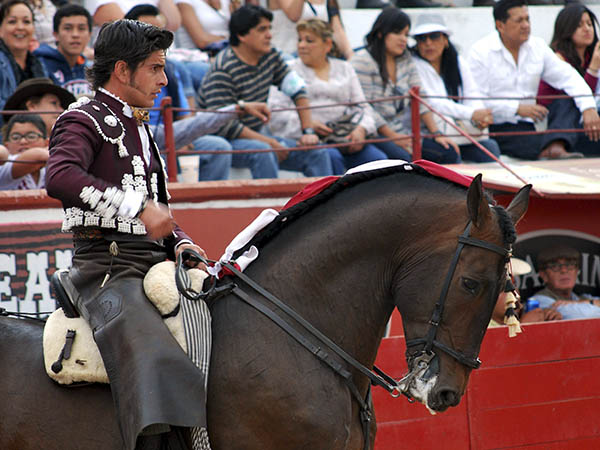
[1,180,600,449]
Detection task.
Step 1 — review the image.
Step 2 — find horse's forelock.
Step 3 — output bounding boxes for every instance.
[492,205,517,247]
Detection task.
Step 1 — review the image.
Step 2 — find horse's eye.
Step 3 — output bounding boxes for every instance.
[462,278,480,294]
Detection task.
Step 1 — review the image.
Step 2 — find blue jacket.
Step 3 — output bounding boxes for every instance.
[34,44,92,98]
[0,45,47,128]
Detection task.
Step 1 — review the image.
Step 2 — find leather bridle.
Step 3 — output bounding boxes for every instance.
[400,221,512,395]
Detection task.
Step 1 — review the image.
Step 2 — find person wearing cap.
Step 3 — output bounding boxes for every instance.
[3,77,76,137]
[411,14,501,163]
[34,4,94,99]
[468,0,600,160]
[489,257,562,328]
[526,245,600,320]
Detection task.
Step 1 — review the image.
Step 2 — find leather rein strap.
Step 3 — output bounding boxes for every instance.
[404,222,512,370]
[176,250,400,450]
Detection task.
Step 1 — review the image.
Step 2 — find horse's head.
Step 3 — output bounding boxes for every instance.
[394,175,530,413]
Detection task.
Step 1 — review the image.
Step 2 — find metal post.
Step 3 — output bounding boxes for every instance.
[160,96,177,182]
[409,87,422,160]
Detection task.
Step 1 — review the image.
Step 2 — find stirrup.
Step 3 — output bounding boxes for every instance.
[50,270,80,318]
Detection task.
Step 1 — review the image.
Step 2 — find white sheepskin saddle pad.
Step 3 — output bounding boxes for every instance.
[43,261,207,385]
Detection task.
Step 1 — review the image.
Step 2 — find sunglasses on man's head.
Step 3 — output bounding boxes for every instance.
[415,32,444,43]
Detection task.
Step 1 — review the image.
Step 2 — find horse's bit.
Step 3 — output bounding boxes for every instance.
[399,221,511,396]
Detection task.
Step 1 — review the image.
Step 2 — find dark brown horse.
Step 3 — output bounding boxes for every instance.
[0,165,530,450]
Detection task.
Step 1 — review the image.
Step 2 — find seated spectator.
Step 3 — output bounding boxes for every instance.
[411,14,501,163]
[468,0,600,160]
[199,4,333,178]
[268,19,386,174]
[85,0,181,32]
[268,0,353,60]
[527,245,600,320]
[0,113,49,190]
[34,4,94,99]
[0,0,48,128]
[490,257,562,327]
[351,7,459,164]
[174,0,236,53]
[537,3,600,158]
[3,77,75,136]
[30,0,58,49]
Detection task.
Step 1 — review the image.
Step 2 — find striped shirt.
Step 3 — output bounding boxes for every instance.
[351,48,427,135]
[199,47,307,140]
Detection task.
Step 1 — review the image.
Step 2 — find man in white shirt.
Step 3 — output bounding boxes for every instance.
[468,0,600,160]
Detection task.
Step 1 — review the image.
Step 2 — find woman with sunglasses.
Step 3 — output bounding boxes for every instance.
[352,6,460,164]
[411,14,501,162]
[536,3,600,158]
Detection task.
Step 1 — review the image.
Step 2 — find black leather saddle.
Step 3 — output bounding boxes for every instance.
[50,269,80,318]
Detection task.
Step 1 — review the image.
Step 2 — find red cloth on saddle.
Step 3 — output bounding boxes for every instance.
[282,160,473,210]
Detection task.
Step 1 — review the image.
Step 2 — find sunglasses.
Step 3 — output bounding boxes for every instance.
[544,262,578,272]
[415,32,444,43]
[391,85,405,114]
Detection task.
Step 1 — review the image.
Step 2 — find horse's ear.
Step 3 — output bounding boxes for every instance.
[467,174,491,228]
[506,184,532,225]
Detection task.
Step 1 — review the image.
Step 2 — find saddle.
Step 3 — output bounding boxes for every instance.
[44,262,207,385]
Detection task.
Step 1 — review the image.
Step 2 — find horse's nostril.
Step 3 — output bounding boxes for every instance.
[438,389,459,407]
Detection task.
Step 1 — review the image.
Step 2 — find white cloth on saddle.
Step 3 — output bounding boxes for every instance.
[207,208,279,278]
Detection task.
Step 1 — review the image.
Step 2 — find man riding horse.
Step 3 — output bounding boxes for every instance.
[46,19,207,450]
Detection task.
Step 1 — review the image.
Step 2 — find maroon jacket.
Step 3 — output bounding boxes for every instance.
[46,89,192,255]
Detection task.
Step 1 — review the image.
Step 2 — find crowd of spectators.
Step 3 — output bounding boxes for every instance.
[1,0,600,188]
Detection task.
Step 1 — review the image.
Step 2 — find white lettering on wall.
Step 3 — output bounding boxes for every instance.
[0,253,17,310]
[23,252,53,314]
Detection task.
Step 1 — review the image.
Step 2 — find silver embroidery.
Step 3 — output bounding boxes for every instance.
[132,156,145,176]
[104,115,117,127]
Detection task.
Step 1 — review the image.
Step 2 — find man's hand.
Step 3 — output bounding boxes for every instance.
[517,104,548,122]
[238,102,271,124]
[266,137,289,162]
[175,243,208,271]
[521,307,562,322]
[139,201,175,240]
[434,135,460,155]
[392,132,412,152]
[471,108,494,129]
[344,126,366,153]
[582,107,600,141]
[298,133,319,147]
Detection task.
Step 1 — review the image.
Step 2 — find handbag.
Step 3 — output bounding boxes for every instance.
[433,114,489,146]
[323,109,365,151]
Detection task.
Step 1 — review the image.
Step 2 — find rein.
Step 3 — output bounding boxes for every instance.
[401,222,511,393]
[176,250,401,450]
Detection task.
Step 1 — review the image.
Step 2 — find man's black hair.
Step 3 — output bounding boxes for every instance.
[53,4,92,33]
[493,0,528,23]
[229,4,273,47]
[125,4,161,21]
[86,19,173,91]
[2,113,47,141]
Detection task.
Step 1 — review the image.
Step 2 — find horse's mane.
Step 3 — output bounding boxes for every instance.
[233,164,516,258]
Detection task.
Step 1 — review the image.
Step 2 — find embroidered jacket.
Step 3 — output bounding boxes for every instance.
[46,90,191,251]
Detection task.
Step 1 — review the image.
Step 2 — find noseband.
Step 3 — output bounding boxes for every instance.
[402,221,511,389]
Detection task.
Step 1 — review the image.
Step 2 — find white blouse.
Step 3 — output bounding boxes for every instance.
[174,0,231,49]
[268,57,376,140]
[412,54,486,122]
